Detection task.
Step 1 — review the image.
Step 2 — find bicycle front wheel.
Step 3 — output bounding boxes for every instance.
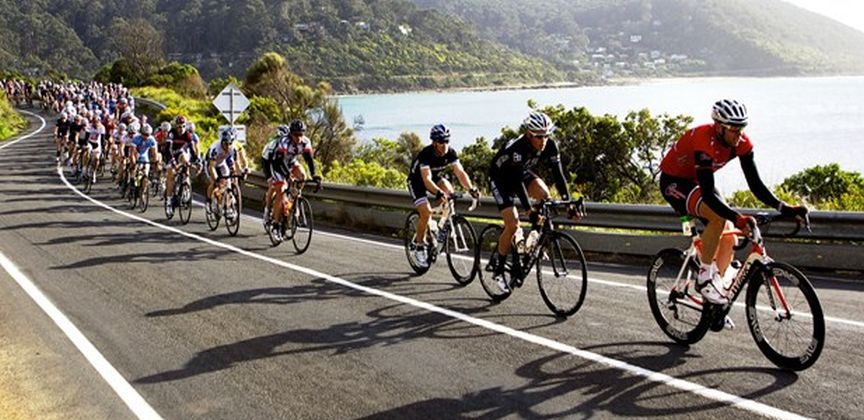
[647,249,711,345]
[536,231,588,317]
[291,197,314,254]
[139,178,149,213]
[445,215,478,286]
[477,224,513,302]
[745,261,825,371]
[178,183,192,225]
[225,187,241,237]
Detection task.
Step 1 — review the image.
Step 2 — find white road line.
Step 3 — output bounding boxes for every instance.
[50,144,806,418]
[1,110,162,420]
[0,253,162,420]
[0,110,46,150]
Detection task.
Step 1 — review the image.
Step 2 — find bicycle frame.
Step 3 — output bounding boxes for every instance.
[426,194,478,254]
[673,218,794,316]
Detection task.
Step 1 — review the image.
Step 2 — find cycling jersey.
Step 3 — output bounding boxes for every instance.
[206,142,236,166]
[488,135,570,210]
[659,124,754,180]
[131,134,157,163]
[86,123,105,149]
[167,129,197,162]
[406,145,459,205]
[268,136,316,178]
[659,123,780,222]
[408,145,459,182]
[55,118,70,137]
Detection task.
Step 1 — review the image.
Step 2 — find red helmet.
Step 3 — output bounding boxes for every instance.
[174,115,187,126]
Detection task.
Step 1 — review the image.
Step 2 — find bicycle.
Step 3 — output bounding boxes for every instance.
[205,173,244,236]
[165,161,197,224]
[477,198,588,317]
[646,213,825,371]
[125,162,150,212]
[266,178,321,253]
[403,193,480,285]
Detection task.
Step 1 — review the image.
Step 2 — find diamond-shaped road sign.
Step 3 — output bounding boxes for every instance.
[212,83,249,124]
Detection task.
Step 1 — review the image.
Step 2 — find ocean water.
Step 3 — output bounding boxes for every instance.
[338,76,864,193]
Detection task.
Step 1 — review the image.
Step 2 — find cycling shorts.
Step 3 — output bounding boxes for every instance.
[406,174,444,207]
[659,173,727,220]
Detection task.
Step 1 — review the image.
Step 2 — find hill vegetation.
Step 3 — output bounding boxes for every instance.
[2,0,864,91]
[414,0,864,78]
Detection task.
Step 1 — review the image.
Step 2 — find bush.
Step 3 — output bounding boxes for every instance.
[325,159,405,189]
[0,91,27,141]
[728,164,864,211]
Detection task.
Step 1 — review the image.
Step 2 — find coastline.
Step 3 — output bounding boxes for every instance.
[334,73,864,98]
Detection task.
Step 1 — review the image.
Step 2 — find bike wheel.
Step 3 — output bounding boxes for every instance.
[536,231,588,318]
[178,183,192,225]
[477,224,513,302]
[205,192,220,231]
[646,249,711,344]
[403,211,432,275]
[83,170,92,193]
[745,261,825,371]
[139,178,149,213]
[445,215,478,286]
[291,197,314,254]
[225,188,241,237]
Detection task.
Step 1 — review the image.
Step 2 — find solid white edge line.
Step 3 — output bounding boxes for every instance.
[0,255,162,420]
[1,112,162,419]
[0,110,46,150]
[51,143,807,419]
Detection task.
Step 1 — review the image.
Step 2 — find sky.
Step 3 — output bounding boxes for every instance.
[781,0,864,33]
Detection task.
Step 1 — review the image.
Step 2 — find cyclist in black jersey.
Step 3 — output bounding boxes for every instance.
[488,112,582,292]
[54,112,70,162]
[407,124,480,267]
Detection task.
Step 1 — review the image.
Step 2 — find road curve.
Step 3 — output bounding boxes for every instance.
[1,110,863,419]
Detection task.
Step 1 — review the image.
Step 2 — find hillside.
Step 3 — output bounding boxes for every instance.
[0,0,566,92]
[2,0,864,90]
[413,0,864,77]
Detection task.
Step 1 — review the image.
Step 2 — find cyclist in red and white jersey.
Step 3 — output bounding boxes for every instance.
[659,99,809,304]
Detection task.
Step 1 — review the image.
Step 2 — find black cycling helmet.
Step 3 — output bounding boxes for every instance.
[430,124,450,142]
[289,119,306,134]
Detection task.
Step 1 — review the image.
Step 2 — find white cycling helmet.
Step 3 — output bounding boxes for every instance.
[523,111,555,136]
[141,124,153,135]
[160,121,171,132]
[128,122,140,134]
[711,99,748,127]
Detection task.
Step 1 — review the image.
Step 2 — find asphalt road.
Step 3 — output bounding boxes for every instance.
[1,110,863,419]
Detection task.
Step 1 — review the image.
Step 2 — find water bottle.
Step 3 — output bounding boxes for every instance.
[524,230,540,252]
[436,223,449,244]
[513,229,526,254]
[428,219,439,242]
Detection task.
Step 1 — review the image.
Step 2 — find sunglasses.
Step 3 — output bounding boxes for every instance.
[434,139,450,144]
[721,123,745,133]
[530,133,549,139]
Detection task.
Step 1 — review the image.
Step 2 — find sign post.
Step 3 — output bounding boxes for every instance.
[212,83,250,143]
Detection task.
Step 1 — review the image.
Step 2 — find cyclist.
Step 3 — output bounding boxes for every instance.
[164,115,200,217]
[265,119,321,239]
[82,114,106,182]
[659,99,809,304]
[260,124,291,225]
[54,112,70,163]
[130,124,158,178]
[205,127,249,214]
[487,111,581,293]
[407,123,480,267]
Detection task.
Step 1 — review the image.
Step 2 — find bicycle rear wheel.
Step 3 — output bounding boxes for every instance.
[403,211,431,275]
[291,197,314,254]
[647,249,711,345]
[536,231,588,318]
[745,261,825,371]
[477,224,513,302]
[225,187,241,237]
[445,215,478,286]
[178,183,192,225]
